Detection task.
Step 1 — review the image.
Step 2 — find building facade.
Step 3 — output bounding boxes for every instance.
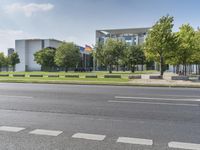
[15,39,62,72]
[15,39,92,72]
[96,27,150,45]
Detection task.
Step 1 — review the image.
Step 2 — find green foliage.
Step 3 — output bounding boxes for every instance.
[176,24,196,64]
[55,42,80,71]
[0,52,10,71]
[8,52,20,71]
[0,52,5,68]
[168,24,196,75]
[144,15,178,76]
[95,38,126,73]
[191,28,200,64]
[34,47,56,71]
[123,45,145,72]
[95,41,104,66]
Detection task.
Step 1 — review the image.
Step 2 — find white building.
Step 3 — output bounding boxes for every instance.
[15,39,62,72]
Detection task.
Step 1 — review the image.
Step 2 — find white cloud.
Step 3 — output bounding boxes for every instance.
[4,3,54,17]
[0,29,30,54]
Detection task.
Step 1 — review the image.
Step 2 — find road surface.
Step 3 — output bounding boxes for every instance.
[0,83,199,150]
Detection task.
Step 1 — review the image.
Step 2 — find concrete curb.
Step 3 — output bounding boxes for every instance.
[0,80,200,88]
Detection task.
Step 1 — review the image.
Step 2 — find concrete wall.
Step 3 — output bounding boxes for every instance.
[47,40,62,48]
[26,40,42,71]
[16,40,26,72]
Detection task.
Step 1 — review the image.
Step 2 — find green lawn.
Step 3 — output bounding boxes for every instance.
[0,70,158,78]
[0,70,159,85]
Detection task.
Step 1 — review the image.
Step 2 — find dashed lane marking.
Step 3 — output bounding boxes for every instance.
[0,126,25,132]
[29,129,63,136]
[117,137,153,146]
[168,141,200,150]
[108,100,199,107]
[115,96,200,102]
[72,133,106,141]
[0,95,33,99]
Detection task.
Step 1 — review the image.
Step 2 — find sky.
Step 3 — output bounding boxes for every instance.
[0,0,200,54]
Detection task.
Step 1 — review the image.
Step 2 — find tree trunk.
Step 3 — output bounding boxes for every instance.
[141,59,144,71]
[116,58,119,71]
[184,64,187,76]
[196,64,198,75]
[198,64,200,75]
[131,65,135,73]
[65,67,68,72]
[160,56,164,77]
[109,64,112,74]
[13,65,15,72]
[123,65,126,72]
[176,65,179,74]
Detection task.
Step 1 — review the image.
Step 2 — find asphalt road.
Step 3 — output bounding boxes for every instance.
[0,83,199,150]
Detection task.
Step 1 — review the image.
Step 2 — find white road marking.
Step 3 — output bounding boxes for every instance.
[168,141,200,150]
[0,126,25,132]
[0,95,33,99]
[117,137,153,146]
[115,96,200,102]
[72,133,106,141]
[29,129,63,136]
[108,100,199,107]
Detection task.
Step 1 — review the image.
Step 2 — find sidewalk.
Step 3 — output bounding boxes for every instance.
[130,73,200,87]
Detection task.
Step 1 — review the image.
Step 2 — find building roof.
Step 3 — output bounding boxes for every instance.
[97,27,150,35]
[15,38,63,43]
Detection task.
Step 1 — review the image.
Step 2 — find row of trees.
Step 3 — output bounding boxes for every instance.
[0,52,20,71]
[95,39,145,73]
[95,15,200,76]
[34,42,81,71]
[145,15,200,76]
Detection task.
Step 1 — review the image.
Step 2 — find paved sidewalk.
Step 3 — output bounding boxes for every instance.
[130,73,200,86]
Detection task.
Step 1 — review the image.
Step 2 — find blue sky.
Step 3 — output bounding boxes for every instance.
[0,0,200,54]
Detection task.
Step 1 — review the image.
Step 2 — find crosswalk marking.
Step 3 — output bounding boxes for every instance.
[72,133,106,141]
[0,126,25,132]
[117,137,153,146]
[29,129,63,136]
[168,141,200,150]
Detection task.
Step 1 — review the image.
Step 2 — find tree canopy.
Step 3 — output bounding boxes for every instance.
[144,15,178,76]
[34,47,57,71]
[8,52,20,71]
[122,45,145,72]
[95,38,126,73]
[55,42,80,71]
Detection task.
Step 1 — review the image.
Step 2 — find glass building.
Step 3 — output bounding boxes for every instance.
[96,27,150,45]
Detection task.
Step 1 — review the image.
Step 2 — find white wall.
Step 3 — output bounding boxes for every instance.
[15,40,26,72]
[47,40,62,48]
[26,40,42,71]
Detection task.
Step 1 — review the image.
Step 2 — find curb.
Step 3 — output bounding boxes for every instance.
[0,80,200,88]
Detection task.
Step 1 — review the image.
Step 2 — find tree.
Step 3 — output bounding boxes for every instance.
[55,42,80,72]
[34,47,56,71]
[175,24,196,75]
[144,15,178,77]
[94,41,104,70]
[0,52,5,71]
[191,28,200,74]
[123,45,145,73]
[95,38,126,73]
[8,52,20,72]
